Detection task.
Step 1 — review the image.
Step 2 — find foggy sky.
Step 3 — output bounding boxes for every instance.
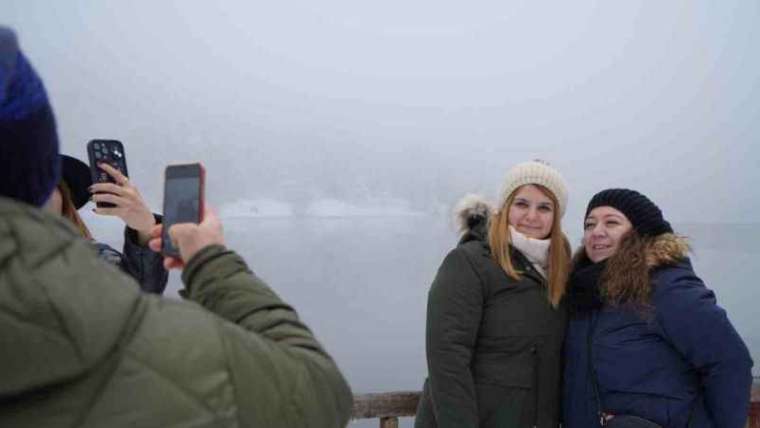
[5,0,759,224]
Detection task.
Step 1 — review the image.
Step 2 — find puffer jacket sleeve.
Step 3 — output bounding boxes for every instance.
[181,245,353,428]
[425,247,484,428]
[120,214,169,295]
[653,263,753,428]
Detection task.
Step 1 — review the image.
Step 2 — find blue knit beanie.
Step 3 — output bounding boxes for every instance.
[0,27,60,207]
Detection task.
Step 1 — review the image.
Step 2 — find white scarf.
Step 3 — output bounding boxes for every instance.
[509,225,551,278]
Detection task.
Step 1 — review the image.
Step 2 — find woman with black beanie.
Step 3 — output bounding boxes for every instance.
[44,154,168,294]
[562,188,753,428]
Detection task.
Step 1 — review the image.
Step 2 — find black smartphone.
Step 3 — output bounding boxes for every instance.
[86,139,128,208]
[161,163,205,257]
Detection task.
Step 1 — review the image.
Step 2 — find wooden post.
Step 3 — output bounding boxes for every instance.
[380,416,399,428]
[749,403,760,428]
[750,382,760,428]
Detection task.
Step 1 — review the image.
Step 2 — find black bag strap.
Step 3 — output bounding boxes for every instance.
[532,344,539,427]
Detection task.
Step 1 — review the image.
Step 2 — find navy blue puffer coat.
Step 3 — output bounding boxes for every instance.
[563,234,753,428]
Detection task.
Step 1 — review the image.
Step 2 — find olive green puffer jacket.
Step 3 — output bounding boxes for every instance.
[415,212,567,428]
[0,197,353,428]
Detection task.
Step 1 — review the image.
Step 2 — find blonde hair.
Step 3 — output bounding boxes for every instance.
[58,181,93,239]
[488,184,571,307]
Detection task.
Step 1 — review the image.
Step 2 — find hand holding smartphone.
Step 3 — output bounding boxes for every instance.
[86,139,128,208]
[149,204,225,270]
[161,163,205,258]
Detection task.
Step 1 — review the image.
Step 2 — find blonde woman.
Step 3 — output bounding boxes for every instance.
[416,160,571,428]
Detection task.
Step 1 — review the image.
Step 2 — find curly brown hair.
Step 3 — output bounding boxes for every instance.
[573,230,651,308]
[601,231,651,307]
[574,231,690,310]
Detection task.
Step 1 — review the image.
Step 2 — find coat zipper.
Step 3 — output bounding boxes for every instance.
[532,344,539,427]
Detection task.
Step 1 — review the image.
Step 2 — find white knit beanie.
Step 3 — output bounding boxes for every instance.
[498,160,568,218]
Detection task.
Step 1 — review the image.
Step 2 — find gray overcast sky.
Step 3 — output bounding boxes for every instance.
[4,0,759,225]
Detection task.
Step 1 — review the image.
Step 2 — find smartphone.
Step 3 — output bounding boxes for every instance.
[161,163,205,257]
[86,139,128,208]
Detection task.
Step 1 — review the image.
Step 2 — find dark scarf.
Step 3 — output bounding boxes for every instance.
[567,259,607,314]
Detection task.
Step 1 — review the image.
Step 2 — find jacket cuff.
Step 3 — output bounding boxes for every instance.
[124,213,163,246]
[180,244,233,295]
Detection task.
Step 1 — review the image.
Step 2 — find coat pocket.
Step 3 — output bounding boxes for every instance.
[475,383,531,428]
[472,345,535,389]
[473,346,538,428]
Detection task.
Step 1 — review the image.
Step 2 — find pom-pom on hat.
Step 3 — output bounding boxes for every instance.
[0,26,60,207]
[498,159,568,217]
[585,188,673,237]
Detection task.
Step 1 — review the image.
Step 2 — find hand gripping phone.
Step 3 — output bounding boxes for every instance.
[161,163,205,257]
[86,139,128,208]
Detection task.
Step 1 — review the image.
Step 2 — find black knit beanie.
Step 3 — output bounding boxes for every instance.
[0,27,61,207]
[61,155,93,210]
[585,188,673,237]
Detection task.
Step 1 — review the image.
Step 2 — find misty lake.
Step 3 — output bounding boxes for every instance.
[86,211,759,428]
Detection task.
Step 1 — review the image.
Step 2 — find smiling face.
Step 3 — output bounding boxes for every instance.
[583,206,633,262]
[507,184,555,240]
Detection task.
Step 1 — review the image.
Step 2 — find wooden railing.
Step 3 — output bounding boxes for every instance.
[352,391,420,428]
[353,383,760,428]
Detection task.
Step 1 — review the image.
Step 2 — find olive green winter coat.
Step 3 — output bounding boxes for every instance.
[415,211,567,428]
[0,197,353,428]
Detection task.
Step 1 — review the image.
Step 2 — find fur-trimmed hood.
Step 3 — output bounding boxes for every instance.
[454,194,493,240]
[573,232,690,270]
[643,233,690,269]
[570,231,691,310]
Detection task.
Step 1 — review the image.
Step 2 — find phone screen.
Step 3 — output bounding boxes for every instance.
[162,164,203,257]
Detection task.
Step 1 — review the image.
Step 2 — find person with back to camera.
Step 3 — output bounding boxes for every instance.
[44,154,168,294]
[415,160,572,428]
[562,188,753,428]
[0,27,353,427]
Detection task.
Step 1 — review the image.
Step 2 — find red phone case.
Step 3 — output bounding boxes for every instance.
[161,162,205,257]
[198,163,206,222]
